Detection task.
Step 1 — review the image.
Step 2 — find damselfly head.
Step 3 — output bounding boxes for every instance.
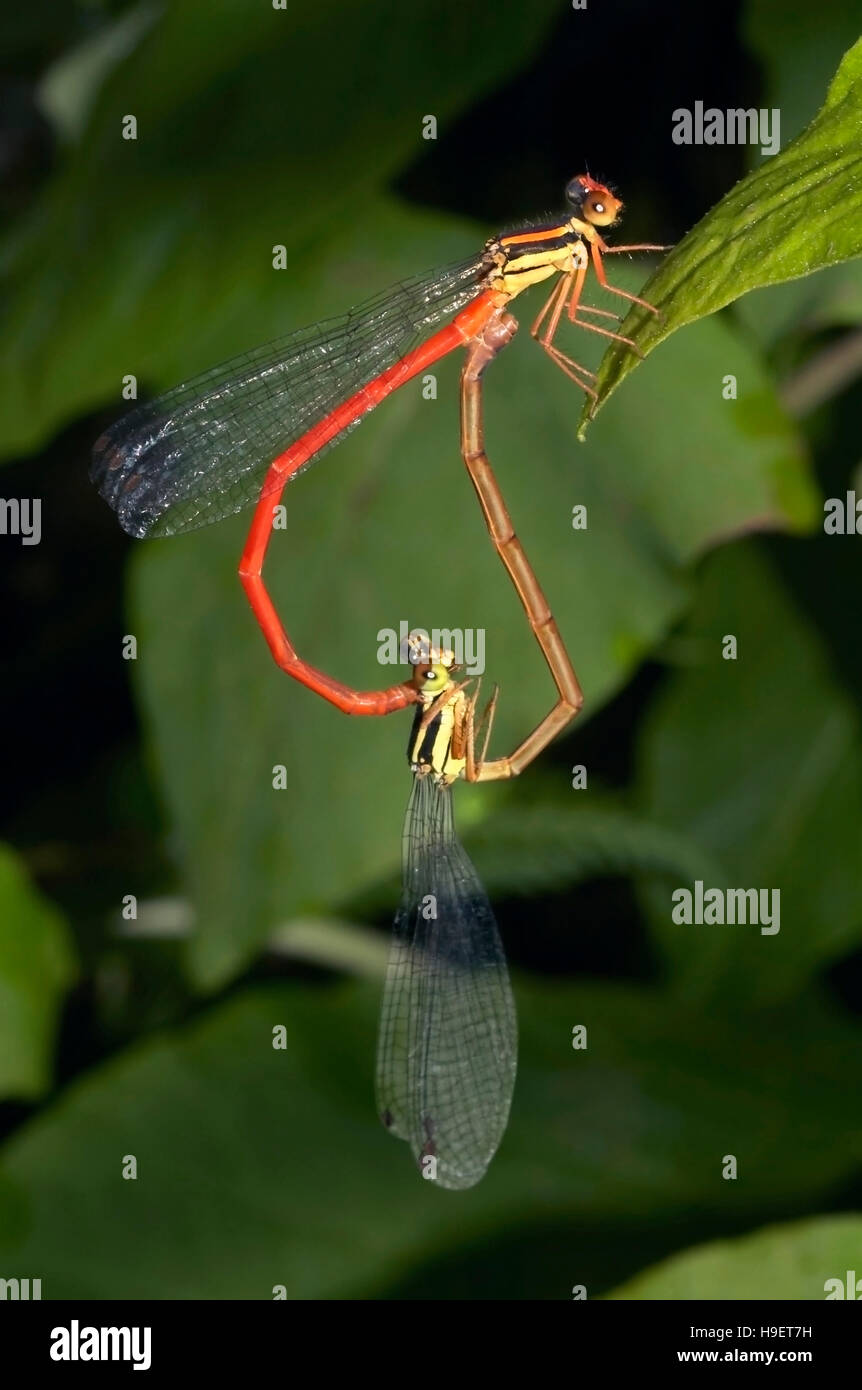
[565,174,622,228]
[412,662,457,699]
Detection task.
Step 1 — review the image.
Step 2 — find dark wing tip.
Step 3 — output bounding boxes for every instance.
[91,413,176,539]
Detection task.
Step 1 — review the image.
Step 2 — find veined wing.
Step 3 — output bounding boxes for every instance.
[91,257,484,538]
[376,774,517,1190]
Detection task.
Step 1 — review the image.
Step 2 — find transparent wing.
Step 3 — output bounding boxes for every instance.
[376,775,517,1190]
[91,257,484,539]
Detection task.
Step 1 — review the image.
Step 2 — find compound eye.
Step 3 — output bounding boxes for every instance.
[565,177,587,206]
[423,662,450,688]
[585,188,621,226]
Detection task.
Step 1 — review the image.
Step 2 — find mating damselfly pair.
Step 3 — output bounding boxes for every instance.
[92,176,663,1186]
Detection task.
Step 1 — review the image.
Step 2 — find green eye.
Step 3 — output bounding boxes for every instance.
[423,663,449,688]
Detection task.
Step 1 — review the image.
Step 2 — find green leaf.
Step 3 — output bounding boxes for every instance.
[583,36,862,429]
[636,542,862,1005]
[608,1214,862,1300]
[736,0,862,346]
[468,802,725,900]
[1,980,860,1297]
[294,796,726,933]
[0,845,78,1101]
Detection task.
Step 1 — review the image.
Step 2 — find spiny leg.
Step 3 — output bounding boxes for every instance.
[569,315,643,354]
[589,239,661,315]
[535,264,639,384]
[575,304,624,322]
[531,272,598,398]
[534,271,573,346]
[542,344,598,398]
[562,259,642,354]
[465,682,500,781]
[530,271,571,340]
[603,242,670,254]
[564,262,624,324]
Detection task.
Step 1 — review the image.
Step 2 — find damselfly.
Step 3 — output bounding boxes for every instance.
[92,175,663,716]
[377,648,516,1189]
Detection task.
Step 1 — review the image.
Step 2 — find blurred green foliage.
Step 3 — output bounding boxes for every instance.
[1,981,861,1298]
[0,846,77,1100]
[0,0,861,1300]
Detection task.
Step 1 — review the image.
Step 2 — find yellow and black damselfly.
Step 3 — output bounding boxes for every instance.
[376,653,517,1189]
